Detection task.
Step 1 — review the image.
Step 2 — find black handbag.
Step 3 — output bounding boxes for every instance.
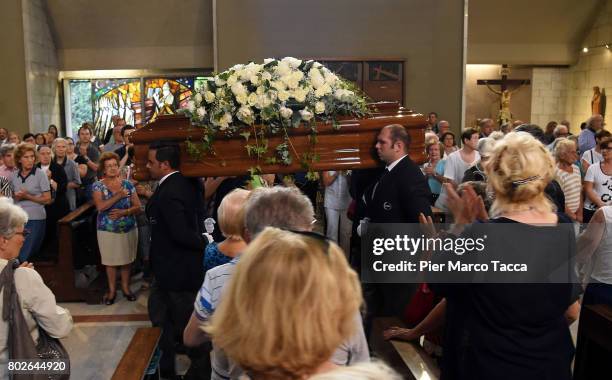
[0,259,70,380]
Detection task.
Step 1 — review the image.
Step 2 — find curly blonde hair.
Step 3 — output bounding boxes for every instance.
[205,227,363,380]
[487,132,555,216]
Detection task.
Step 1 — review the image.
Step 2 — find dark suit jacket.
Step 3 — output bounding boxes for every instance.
[146,172,206,291]
[37,162,69,218]
[363,156,432,223]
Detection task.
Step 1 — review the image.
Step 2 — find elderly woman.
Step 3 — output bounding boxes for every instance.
[205,228,362,380]
[92,152,141,304]
[421,141,445,204]
[584,137,612,224]
[0,198,72,378]
[431,132,579,380]
[0,144,17,180]
[554,139,582,226]
[10,143,50,261]
[52,138,81,211]
[204,188,250,273]
[38,145,69,256]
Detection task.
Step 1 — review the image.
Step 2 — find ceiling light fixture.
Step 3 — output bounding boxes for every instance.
[583,47,589,53]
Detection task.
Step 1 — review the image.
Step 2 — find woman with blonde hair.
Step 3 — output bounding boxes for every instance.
[203,188,250,272]
[422,132,580,380]
[205,227,363,380]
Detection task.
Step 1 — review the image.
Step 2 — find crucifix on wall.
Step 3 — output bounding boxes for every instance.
[477,64,530,125]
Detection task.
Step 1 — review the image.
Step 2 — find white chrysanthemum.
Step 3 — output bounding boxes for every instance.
[204,91,215,103]
[280,106,293,119]
[308,68,325,89]
[315,101,326,114]
[300,108,313,121]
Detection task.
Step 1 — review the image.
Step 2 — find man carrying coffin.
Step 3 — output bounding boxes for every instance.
[361,124,432,334]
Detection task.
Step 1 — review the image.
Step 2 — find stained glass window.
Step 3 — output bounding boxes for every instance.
[92,79,142,141]
[143,78,193,124]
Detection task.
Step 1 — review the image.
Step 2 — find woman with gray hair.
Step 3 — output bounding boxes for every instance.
[52,138,81,210]
[462,135,499,182]
[0,198,72,378]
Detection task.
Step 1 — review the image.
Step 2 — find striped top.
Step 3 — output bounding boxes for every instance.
[555,165,581,213]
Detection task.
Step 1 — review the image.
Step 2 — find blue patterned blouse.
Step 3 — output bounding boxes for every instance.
[203,242,233,273]
[93,180,137,233]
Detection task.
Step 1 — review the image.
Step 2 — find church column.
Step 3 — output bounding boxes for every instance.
[0,0,29,136]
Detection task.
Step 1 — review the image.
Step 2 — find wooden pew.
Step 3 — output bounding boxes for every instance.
[574,304,612,380]
[35,202,101,302]
[370,317,439,380]
[112,327,162,380]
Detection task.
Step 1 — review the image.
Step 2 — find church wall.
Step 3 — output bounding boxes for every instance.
[22,0,61,134]
[548,0,612,134]
[0,0,30,135]
[215,0,465,131]
[465,65,532,129]
[530,68,571,129]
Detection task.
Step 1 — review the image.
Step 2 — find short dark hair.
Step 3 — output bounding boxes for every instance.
[599,137,612,150]
[441,131,456,144]
[149,141,180,169]
[78,123,93,136]
[383,124,411,152]
[514,124,545,143]
[121,124,135,137]
[428,112,438,117]
[595,129,611,141]
[23,133,35,141]
[461,128,479,144]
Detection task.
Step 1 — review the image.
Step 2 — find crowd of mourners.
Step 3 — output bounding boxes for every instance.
[0,110,611,380]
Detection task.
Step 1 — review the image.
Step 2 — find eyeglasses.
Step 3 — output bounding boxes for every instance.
[284,229,331,253]
[13,228,30,238]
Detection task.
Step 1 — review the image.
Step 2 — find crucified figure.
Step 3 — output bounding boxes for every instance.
[485,84,523,125]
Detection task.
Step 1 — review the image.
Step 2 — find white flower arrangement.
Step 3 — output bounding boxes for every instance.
[181,57,370,168]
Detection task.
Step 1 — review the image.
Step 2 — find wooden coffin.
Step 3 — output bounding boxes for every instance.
[131,102,426,180]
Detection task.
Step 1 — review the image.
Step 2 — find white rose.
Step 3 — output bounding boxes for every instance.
[312,62,322,68]
[261,71,272,81]
[300,108,313,121]
[236,93,248,105]
[324,71,339,85]
[215,87,226,98]
[314,101,326,114]
[227,75,238,86]
[237,106,254,124]
[204,91,215,103]
[194,93,203,104]
[250,75,260,86]
[187,100,196,113]
[231,64,244,71]
[216,112,233,130]
[256,86,265,95]
[293,88,307,102]
[283,57,302,69]
[278,90,290,102]
[247,92,259,106]
[214,77,226,86]
[271,80,286,91]
[197,106,207,118]
[280,106,293,119]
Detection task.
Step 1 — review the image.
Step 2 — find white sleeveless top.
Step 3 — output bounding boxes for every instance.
[591,206,612,284]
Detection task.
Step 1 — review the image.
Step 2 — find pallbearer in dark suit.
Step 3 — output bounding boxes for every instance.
[145,141,207,378]
[362,124,432,335]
